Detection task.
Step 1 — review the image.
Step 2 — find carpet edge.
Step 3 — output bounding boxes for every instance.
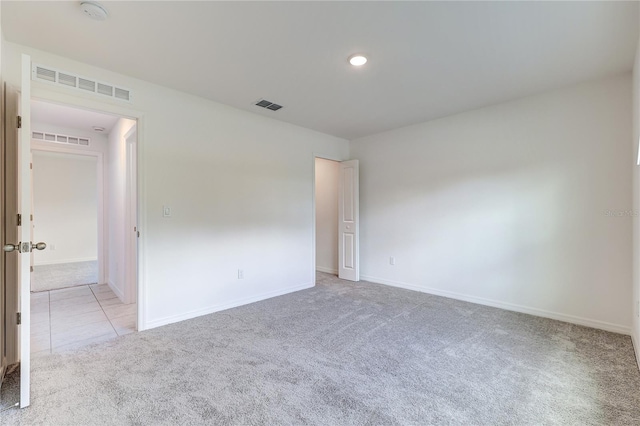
[145,281,314,330]
[361,274,631,335]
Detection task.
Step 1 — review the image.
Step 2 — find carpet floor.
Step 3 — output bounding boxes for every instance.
[31,261,98,292]
[2,272,639,425]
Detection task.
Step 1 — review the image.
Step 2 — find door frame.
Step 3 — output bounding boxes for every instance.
[30,143,106,286]
[0,81,6,389]
[312,153,348,285]
[28,89,147,332]
[123,125,137,306]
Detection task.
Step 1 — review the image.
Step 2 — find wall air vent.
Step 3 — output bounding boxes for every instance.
[32,131,90,146]
[254,99,283,111]
[32,64,132,103]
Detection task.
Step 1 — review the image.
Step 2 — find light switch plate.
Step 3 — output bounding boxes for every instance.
[163,206,171,217]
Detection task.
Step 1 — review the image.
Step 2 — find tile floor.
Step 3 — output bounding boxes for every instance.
[31,284,136,357]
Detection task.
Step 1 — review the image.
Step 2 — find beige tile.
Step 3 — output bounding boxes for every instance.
[30,301,50,315]
[50,286,92,301]
[32,311,50,326]
[50,301,102,319]
[90,284,114,295]
[31,292,49,303]
[98,297,125,307]
[93,287,117,298]
[32,349,52,359]
[89,283,108,290]
[49,293,98,309]
[53,333,118,353]
[110,314,136,335]
[94,292,120,304]
[31,331,51,352]
[103,303,137,320]
[51,309,109,332]
[31,320,50,335]
[51,320,116,349]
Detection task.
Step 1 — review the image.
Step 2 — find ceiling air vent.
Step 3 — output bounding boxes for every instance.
[32,131,90,146]
[255,99,283,111]
[32,63,132,103]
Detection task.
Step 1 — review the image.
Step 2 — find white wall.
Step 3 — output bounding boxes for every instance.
[1,41,349,330]
[315,158,339,274]
[32,151,97,265]
[107,117,135,301]
[351,74,633,334]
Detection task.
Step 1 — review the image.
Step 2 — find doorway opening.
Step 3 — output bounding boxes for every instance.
[31,151,99,292]
[314,156,360,283]
[315,157,340,276]
[29,100,139,356]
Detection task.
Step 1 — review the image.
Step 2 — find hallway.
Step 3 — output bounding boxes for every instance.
[31,284,136,356]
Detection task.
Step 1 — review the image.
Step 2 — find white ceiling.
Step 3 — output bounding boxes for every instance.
[3,1,638,140]
[31,100,119,134]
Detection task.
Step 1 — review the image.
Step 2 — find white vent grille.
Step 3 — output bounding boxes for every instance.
[32,131,90,146]
[32,64,132,103]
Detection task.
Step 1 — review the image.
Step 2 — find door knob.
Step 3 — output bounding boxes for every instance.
[3,244,19,252]
[31,242,47,251]
[3,242,46,253]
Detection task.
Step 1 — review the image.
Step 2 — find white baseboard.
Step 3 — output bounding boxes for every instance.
[361,274,631,336]
[108,279,126,303]
[145,282,314,330]
[316,266,338,275]
[34,257,97,266]
[632,332,640,372]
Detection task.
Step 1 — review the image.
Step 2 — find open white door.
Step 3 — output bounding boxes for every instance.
[18,54,33,408]
[2,54,34,408]
[338,160,359,281]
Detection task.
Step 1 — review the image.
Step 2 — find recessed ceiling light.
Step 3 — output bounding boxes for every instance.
[80,1,109,21]
[349,54,368,66]
[92,126,105,132]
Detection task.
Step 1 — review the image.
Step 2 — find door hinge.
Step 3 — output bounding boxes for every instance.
[17,214,22,226]
[17,116,22,129]
[30,163,33,170]
[30,214,33,221]
[17,312,21,325]
[30,265,34,273]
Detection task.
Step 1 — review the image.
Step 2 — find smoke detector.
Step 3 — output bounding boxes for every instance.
[92,126,105,133]
[80,2,109,21]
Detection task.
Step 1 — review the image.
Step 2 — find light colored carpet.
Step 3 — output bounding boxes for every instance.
[3,272,640,424]
[31,261,98,292]
[0,365,19,412]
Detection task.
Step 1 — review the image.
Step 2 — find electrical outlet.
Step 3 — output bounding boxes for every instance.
[390,257,395,266]
[238,269,244,279]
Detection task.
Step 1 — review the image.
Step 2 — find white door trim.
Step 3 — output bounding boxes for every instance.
[30,143,106,285]
[123,125,137,307]
[28,89,147,331]
[312,153,347,286]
